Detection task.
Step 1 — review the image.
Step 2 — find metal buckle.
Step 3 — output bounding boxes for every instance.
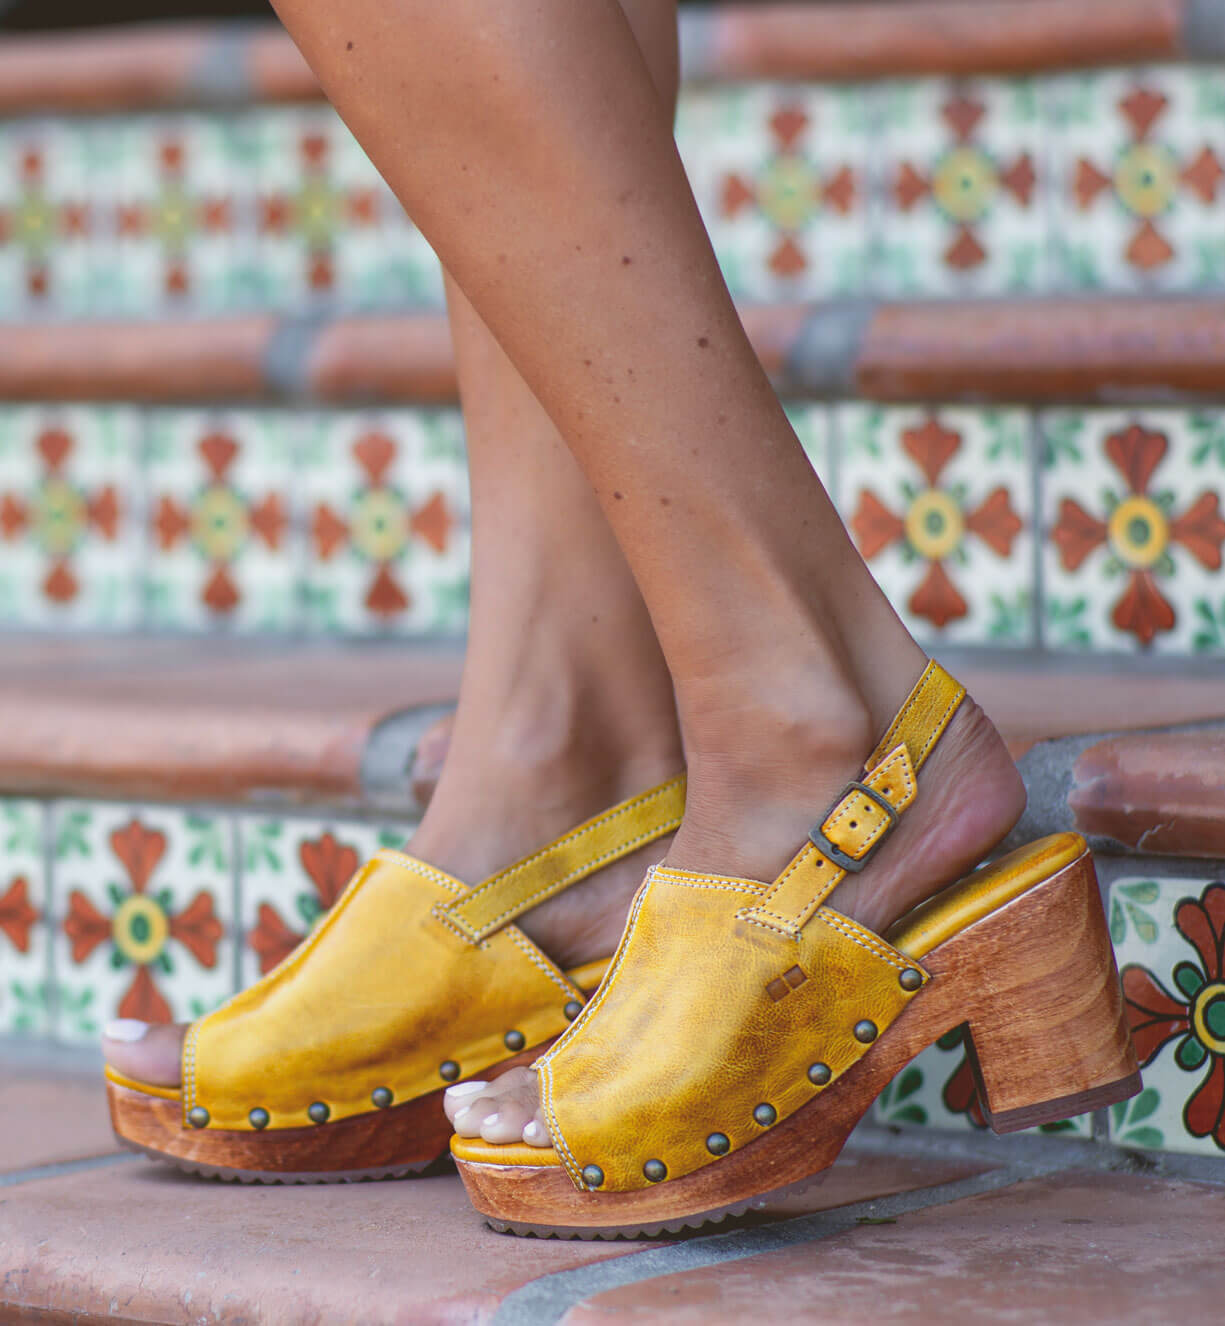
[808,780,898,874]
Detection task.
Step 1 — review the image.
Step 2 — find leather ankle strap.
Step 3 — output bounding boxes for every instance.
[738,662,965,938]
[433,774,686,944]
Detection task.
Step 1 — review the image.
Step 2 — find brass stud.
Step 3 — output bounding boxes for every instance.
[706,1132,731,1156]
[187,1106,210,1129]
[854,1019,879,1044]
[581,1164,605,1188]
[753,1103,777,1127]
[808,1062,832,1086]
[564,1000,583,1021]
[248,1107,270,1130]
[899,968,923,992]
[371,1087,394,1109]
[504,1029,526,1052]
[439,1060,461,1082]
[643,1158,667,1183]
[308,1101,331,1124]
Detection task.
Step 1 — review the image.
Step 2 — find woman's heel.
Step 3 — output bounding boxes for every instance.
[957,850,1141,1133]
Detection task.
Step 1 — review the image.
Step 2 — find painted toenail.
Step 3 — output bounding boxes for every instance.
[524,1120,548,1145]
[446,1080,487,1101]
[103,1019,150,1042]
[485,1114,501,1128]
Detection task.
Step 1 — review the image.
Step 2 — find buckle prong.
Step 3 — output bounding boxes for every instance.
[809,780,898,874]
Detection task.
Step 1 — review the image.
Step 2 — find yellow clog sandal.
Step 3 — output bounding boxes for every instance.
[105,774,685,1183]
[453,663,1141,1237]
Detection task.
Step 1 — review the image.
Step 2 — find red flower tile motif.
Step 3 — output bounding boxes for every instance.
[1072,86,1223,271]
[0,426,121,606]
[1051,423,1225,645]
[116,135,232,298]
[719,105,857,279]
[62,819,222,1024]
[153,430,287,616]
[1123,882,1225,1150]
[0,875,40,954]
[310,431,457,620]
[259,131,378,291]
[892,92,1036,271]
[0,145,89,300]
[849,417,1023,629]
[248,830,360,975]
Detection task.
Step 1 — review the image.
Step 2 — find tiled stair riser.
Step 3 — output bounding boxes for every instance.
[2,402,1223,654]
[0,799,412,1045]
[5,792,1225,1161]
[1,66,1222,317]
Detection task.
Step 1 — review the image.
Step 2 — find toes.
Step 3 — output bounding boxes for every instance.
[523,1111,551,1147]
[443,1080,488,1124]
[478,1095,535,1144]
[453,1093,503,1137]
[102,1021,188,1088]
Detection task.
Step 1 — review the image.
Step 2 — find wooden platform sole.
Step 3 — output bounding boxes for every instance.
[456,848,1141,1236]
[107,1044,545,1183]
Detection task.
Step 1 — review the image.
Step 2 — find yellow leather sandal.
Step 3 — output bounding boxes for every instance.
[453,663,1141,1236]
[105,774,685,1182]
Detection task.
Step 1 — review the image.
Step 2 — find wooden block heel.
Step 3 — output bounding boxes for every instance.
[954,851,1141,1133]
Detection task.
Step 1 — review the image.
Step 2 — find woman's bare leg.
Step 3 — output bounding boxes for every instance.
[261,0,1027,1144]
[103,0,683,1087]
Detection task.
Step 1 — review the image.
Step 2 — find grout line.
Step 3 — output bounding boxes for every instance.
[0,1152,138,1190]
[1028,408,1046,650]
[492,1124,1225,1326]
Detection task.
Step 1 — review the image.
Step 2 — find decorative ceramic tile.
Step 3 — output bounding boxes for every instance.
[143,409,300,632]
[1049,67,1225,292]
[837,405,1035,646]
[1114,874,1225,1156]
[1040,409,1225,653]
[237,816,411,989]
[0,800,51,1038]
[52,802,235,1044]
[872,77,1048,296]
[678,84,871,301]
[874,1031,1092,1137]
[0,405,143,629]
[252,108,442,313]
[0,119,93,317]
[86,114,258,317]
[300,409,470,636]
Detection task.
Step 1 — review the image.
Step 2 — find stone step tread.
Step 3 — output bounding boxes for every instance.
[4,300,1225,406]
[0,1062,989,1324]
[0,636,462,807]
[0,2,1215,117]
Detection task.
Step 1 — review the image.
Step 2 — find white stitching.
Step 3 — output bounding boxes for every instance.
[813,908,910,972]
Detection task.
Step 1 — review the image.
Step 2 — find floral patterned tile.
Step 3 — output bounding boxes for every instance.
[300,409,470,636]
[874,1029,1092,1138]
[251,108,442,313]
[871,77,1049,296]
[86,114,259,317]
[837,405,1036,646]
[678,83,872,301]
[1040,409,1225,653]
[0,405,143,630]
[1048,67,1225,292]
[785,402,832,489]
[1115,874,1225,1156]
[0,800,51,1038]
[143,409,300,632]
[237,816,411,989]
[52,802,235,1045]
[0,119,93,317]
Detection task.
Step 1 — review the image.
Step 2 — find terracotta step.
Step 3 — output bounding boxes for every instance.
[5,299,1225,405]
[1,2,1220,116]
[0,636,462,808]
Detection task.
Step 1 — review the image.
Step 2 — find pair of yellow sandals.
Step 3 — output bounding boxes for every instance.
[106,663,1140,1237]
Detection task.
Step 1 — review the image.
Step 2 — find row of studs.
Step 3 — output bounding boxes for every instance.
[579,967,925,1188]
[184,1002,587,1129]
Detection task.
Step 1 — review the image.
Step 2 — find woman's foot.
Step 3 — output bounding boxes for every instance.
[446,673,1026,1146]
[103,693,682,1089]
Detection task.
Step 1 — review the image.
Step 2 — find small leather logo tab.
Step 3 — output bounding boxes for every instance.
[766,964,808,1002]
